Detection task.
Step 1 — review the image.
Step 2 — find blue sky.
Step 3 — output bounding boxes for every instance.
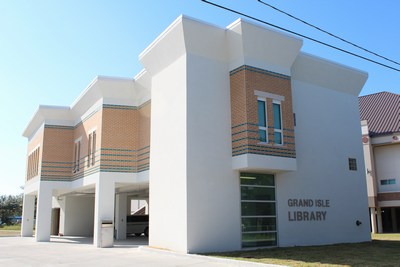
[1,0,399,195]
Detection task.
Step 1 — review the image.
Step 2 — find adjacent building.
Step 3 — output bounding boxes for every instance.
[22,15,370,253]
[360,91,400,233]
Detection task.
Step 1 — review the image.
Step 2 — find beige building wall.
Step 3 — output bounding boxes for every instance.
[101,105,139,173]
[72,109,103,180]
[25,102,151,182]
[41,127,74,181]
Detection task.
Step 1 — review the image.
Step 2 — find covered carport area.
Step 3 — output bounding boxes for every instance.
[25,179,150,247]
[115,183,149,241]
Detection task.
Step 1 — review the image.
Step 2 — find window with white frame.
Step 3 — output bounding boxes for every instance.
[273,100,283,145]
[73,139,81,173]
[255,91,285,145]
[257,97,268,143]
[87,130,96,167]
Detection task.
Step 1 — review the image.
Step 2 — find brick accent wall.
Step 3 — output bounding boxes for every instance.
[101,104,139,173]
[100,102,150,174]
[230,65,296,158]
[41,126,74,181]
[28,101,151,182]
[72,108,103,180]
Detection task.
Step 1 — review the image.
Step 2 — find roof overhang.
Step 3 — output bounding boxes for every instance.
[291,52,368,96]
[23,74,151,139]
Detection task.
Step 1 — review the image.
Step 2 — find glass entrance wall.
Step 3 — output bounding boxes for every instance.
[240,173,277,248]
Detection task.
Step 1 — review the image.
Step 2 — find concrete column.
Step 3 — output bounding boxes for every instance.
[377,207,383,233]
[127,197,131,215]
[391,208,398,232]
[115,193,127,240]
[35,184,53,242]
[58,197,66,235]
[21,194,36,237]
[370,208,377,233]
[145,198,149,214]
[93,178,115,247]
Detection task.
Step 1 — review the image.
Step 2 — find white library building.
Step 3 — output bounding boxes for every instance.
[22,15,371,253]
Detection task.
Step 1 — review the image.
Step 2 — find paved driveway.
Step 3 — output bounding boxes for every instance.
[0,236,282,267]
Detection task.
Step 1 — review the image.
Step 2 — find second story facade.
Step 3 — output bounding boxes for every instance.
[22,15,370,253]
[23,75,151,184]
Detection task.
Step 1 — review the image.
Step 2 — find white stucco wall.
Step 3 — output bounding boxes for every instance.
[374,144,400,193]
[276,79,370,246]
[62,195,94,236]
[186,53,241,253]
[148,54,189,252]
[144,15,370,252]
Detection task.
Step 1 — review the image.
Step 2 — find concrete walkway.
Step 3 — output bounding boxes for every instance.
[0,236,283,267]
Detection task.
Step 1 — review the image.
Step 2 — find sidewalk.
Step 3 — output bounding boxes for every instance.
[0,236,284,267]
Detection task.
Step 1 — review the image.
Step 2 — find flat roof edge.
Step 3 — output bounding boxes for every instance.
[299,52,368,77]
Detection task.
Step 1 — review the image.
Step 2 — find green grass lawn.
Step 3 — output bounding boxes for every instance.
[0,224,21,231]
[0,224,21,237]
[208,234,400,267]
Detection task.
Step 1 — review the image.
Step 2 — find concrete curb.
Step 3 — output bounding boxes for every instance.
[138,246,288,267]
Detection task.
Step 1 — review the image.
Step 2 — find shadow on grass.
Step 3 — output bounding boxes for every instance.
[208,240,400,267]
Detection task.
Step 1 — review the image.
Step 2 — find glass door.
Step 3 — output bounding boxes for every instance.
[240,173,277,248]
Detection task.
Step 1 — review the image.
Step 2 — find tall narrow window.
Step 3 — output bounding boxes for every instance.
[91,131,96,166]
[348,158,357,171]
[258,98,268,143]
[33,149,38,176]
[73,140,81,173]
[87,131,96,167]
[87,134,92,167]
[27,147,40,179]
[273,101,282,145]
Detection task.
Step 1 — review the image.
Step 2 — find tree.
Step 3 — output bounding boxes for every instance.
[0,194,23,225]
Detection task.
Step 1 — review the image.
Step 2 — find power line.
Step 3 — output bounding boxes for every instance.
[257,0,400,66]
[200,0,400,72]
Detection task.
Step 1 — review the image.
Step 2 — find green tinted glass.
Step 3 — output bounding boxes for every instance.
[242,232,277,247]
[240,173,274,186]
[241,202,276,216]
[241,186,275,201]
[259,129,267,142]
[242,217,276,232]
[273,103,281,129]
[274,131,282,144]
[258,100,266,127]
